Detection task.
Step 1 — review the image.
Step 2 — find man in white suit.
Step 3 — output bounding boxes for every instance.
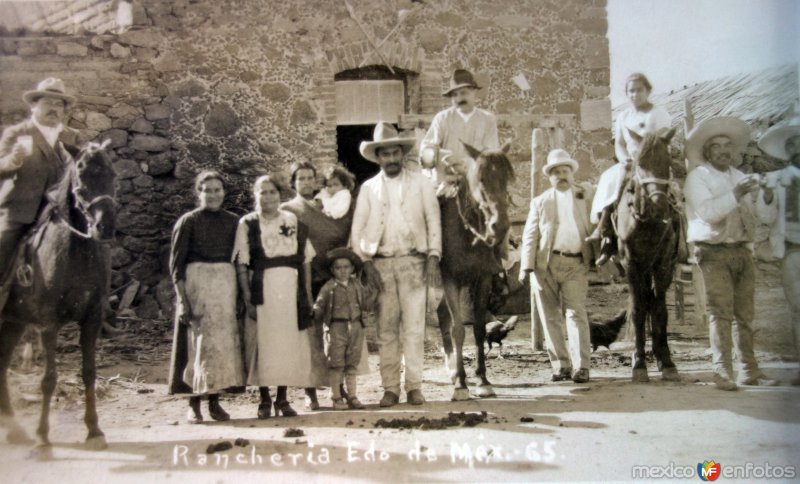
[519,149,595,383]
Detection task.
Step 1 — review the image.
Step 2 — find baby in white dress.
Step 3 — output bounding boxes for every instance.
[314,166,356,219]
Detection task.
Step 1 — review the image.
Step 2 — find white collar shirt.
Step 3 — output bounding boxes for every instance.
[553,188,583,253]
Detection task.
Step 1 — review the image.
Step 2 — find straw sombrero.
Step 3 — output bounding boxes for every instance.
[685,116,750,168]
[359,123,416,164]
[758,115,800,161]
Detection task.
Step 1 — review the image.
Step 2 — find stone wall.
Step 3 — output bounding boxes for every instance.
[0,0,611,318]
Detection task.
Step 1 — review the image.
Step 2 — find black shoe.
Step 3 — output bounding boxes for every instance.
[208,399,230,421]
[571,368,590,383]
[257,402,272,419]
[406,389,426,405]
[551,368,572,382]
[274,400,297,417]
[169,381,193,395]
[379,391,400,408]
[187,397,203,424]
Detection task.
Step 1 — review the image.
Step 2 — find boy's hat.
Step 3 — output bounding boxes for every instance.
[325,247,363,274]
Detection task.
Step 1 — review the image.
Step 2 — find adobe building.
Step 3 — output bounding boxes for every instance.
[0,0,611,317]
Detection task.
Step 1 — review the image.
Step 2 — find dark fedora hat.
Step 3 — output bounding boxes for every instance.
[442,69,482,96]
[325,247,363,274]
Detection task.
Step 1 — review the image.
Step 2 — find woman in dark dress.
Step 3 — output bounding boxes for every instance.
[170,170,244,423]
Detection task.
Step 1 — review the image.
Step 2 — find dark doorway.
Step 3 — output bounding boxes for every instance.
[337,124,380,186]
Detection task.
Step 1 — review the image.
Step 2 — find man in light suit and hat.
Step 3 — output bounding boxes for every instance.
[419,68,499,193]
[756,113,800,385]
[419,69,502,334]
[0,78,79,301]
[519,149,595,383]
[684,116,778,390]
[351,122,441,407]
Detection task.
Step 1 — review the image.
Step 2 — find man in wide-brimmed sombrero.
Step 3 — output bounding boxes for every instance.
[756,113,800,385]
[0,78,79,303]
[684,116,778,390]
[419,68,499,194]
[351,122,441,407]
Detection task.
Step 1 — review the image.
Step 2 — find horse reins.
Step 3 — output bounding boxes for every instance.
[632,165,673,224]
[49,162,116,240]
[453,180,503,248]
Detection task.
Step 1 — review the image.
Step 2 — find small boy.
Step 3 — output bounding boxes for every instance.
[313,247,366,410]
[314,166,355,219]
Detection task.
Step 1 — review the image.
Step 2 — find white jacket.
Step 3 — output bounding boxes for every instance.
[350,170,441,260]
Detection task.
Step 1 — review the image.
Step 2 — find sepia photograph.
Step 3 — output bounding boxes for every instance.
[0,0,797,481]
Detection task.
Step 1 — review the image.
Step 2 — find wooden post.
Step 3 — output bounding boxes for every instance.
[681,96,708,328]
[529,128,547,351]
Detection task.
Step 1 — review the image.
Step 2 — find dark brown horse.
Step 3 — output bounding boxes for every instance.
[439,142,514,400]
[0,140,116,449]
[616,127,681,382]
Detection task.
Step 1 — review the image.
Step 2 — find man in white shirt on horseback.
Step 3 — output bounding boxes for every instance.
[419,69,505,327]
[419,69,499,196]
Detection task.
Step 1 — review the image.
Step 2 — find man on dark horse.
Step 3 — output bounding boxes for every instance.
[0,77,79,314]
[519,149,595,383]
[419,68,507,327]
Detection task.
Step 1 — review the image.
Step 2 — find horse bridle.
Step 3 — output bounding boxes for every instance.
[454,181,503,248]
[50,162,116,240]
[631,165,673,223]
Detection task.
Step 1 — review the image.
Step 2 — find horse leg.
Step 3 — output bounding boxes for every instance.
[36,327,58,446]
[443,279,469,401]
[628,269,650,383]
[437,301,456,375]
[0,321,33,444]
[80,312,106,450]
[653,262,679,381]
[472,276,495,398]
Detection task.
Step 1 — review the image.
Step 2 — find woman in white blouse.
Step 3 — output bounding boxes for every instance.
[588,73,672,265]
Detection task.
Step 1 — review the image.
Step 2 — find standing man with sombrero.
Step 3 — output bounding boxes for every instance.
[684,116,778,391]
[0,78,79,308]
[756,113,800,385]
[419,68,499,194]
[519,149,595,383]
[351,122,441,407]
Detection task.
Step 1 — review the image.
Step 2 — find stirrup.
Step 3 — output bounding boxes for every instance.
[16,264,33,287]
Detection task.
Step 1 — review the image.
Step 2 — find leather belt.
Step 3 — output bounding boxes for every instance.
[552,250,582,258]
[696,241,747,249]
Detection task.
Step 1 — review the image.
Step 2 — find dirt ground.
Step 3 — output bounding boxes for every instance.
[1,263,799,483]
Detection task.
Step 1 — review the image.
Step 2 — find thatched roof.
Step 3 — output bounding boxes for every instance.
[614,63,799,141]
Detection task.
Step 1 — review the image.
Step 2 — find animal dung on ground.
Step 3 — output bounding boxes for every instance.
[234,438,250,447]
[283,428,305,437]
[374,412,488,430]
[206,441,233,454]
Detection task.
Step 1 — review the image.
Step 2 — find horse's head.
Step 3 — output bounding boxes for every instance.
[72,139,117,241]
[463,141,515,246]
[627,127,676,221]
